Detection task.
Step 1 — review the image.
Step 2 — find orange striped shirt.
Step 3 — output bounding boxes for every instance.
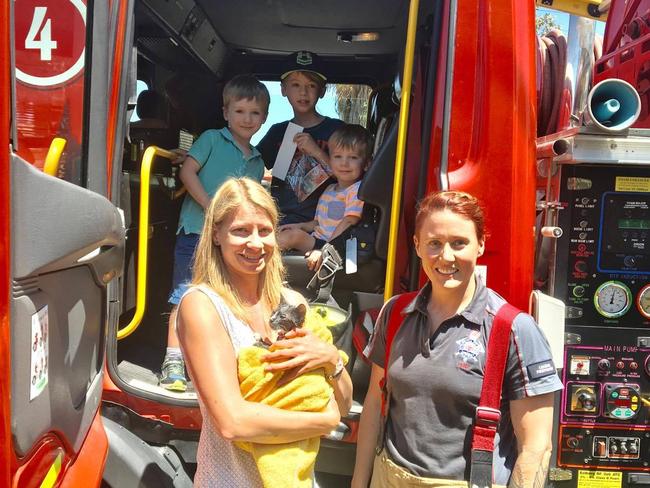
[312,181,364,241]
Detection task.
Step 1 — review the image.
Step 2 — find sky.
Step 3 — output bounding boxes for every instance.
[537,7,607,37]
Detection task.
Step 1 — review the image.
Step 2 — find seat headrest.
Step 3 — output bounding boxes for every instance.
[136,90,165,120]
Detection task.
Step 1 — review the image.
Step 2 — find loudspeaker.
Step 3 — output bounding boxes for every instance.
[585,78,641,132]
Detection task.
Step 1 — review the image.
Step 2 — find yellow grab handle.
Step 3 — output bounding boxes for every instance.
[384,0,420,301]
[43,137,67,176]
[117,146,178,340]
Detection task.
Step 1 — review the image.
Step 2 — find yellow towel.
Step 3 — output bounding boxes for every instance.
[236,308,348,488]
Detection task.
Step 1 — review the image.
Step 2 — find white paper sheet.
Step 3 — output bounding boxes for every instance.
[271,122,303,180]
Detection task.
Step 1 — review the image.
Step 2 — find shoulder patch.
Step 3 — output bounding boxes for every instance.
[527,360,556,380]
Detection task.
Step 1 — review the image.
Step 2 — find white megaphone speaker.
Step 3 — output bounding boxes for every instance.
[585,78,641,132]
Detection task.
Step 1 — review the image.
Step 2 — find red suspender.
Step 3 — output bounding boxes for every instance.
[379,292,418,418]
[469,302,521,488]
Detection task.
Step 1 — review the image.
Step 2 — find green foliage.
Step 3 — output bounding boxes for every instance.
[329,84,372,126]
[536,12,561,37]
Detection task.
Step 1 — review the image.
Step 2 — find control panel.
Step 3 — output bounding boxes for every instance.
[553,164,650,484]
[556,165,650,328]
[560,343,650,470]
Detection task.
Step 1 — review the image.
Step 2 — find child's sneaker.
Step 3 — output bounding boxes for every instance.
[159,358,187,392]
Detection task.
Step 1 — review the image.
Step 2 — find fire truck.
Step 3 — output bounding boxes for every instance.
[2,0,649,486]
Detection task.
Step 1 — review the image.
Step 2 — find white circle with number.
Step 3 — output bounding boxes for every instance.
[15,0,86,87]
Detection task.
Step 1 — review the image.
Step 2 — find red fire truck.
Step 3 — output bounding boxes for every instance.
[3,0,649,486]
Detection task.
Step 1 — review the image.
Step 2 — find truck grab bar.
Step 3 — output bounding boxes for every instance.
[117,146,177,340]
[384,0,420,301]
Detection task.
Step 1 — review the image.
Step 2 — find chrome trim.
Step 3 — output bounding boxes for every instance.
[438,0,458,191]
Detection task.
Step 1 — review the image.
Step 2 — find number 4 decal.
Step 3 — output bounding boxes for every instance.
[25,7,58,61]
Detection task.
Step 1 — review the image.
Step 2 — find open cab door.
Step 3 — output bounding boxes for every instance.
[4,1,124,485]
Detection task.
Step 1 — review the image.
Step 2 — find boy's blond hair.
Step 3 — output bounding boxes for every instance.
[222,75,271,113]
[192,178,285,322]
[328,124,373,162]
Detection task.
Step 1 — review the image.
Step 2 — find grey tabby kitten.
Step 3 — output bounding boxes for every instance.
[253,298,307,348]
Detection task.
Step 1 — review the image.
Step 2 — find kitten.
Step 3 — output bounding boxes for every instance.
[253,298,307,348]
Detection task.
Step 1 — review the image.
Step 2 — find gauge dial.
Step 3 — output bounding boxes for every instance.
[637,284,650,320]
[594,281,632,318]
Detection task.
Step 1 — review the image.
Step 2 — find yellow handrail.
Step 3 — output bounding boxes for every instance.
[384,0,420,301]
[43,137,67,176]
[118,146,178,340]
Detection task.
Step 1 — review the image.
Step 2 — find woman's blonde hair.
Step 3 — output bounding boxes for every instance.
[192,178,285,322]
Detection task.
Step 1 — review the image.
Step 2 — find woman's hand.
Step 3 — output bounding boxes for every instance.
[322,395,342,430]
[263,328,339,380]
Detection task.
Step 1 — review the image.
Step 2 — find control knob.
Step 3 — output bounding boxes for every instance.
[573,286,586,298]
[628,441,638,454]
[574,261,588,273]
[566,437,580,448]
[598,359,611,372]
[577,391,596,410]
[624,256,636,267]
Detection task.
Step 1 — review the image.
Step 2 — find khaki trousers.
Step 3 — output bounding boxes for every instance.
[369,451,506,488]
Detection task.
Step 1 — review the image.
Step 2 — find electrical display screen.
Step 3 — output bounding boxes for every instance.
[618,219,650,229]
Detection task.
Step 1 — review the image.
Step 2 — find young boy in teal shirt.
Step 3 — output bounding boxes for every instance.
[160,75,270,391]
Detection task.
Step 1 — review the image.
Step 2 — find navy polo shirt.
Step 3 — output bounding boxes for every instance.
[366,279,563,484]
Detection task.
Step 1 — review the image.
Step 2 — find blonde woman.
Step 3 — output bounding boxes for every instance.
[177,178,352,487]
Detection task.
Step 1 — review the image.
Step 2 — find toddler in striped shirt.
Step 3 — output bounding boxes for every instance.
[278,124,372,270]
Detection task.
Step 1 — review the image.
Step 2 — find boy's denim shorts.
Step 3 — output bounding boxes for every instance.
[168,232,200,306]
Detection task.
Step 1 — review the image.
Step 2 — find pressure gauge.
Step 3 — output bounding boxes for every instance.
[594,281,632,318]
[637,284,650,320]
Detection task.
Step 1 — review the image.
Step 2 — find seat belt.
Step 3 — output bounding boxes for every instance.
[377,292,521,488]
[469,303,521,488]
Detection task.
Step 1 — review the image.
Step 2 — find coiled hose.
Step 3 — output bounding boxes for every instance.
[536,29,603,136]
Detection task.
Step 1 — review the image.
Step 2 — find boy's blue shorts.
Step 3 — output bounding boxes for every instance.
[168,232,200,306]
